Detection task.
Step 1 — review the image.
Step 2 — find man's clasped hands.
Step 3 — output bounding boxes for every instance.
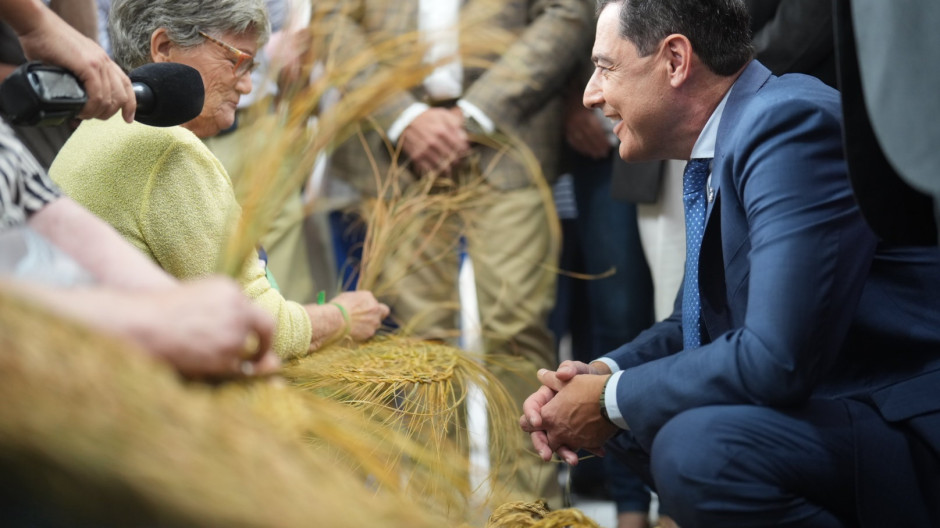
[519,360,621,466]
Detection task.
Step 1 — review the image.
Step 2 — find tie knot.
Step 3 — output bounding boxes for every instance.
[683,158,712,195]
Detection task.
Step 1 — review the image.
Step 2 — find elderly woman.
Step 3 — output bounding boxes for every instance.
[51,0,389,360]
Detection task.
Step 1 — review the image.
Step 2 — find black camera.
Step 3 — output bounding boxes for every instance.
[0,61,87,127]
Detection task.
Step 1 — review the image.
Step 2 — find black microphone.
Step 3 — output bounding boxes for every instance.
[0,61,205,128]
[129,62,205,127]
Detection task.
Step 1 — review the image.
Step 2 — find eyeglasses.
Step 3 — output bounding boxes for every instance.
[198,30,257,76]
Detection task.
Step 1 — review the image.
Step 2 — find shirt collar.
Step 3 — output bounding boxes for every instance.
[689,87,732,160]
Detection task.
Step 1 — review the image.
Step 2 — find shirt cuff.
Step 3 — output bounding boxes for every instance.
[456,99,495,134]
[387,102,430,144]
[604,370,629,430]
[595,357,620,374]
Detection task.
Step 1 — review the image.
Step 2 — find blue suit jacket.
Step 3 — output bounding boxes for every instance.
[604,61,940,459]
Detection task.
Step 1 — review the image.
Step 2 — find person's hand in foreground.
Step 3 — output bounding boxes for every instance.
[5,275,279,380]
[132,277,280,379]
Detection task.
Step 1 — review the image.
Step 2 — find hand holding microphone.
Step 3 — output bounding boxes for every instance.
[3,0,136,123]
[0,61,205,128]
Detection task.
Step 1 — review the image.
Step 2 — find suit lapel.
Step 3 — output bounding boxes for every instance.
[698,61,774,339]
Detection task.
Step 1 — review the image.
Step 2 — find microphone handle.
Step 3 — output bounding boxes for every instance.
[132,83,154,116]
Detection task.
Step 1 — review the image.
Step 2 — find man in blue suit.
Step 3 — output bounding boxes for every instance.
[520,0,940,526]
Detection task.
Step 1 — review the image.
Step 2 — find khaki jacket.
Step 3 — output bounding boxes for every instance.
[321,0,594,192]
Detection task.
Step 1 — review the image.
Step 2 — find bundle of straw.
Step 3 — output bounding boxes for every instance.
[282,336,524,517]
[0,290,450,528]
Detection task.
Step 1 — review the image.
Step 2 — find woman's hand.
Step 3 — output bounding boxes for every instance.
[304,290,390,350]
[329,290,390,341]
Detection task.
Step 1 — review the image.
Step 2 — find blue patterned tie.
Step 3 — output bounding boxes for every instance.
[681,158,712,349]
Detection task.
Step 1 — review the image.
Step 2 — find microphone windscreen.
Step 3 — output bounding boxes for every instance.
[128,62,205,127]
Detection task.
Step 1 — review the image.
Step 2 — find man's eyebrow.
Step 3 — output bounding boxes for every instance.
[592,53,614,66]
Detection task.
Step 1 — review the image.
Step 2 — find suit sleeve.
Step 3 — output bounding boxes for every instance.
[239,255,314,360]
[613,97,878,450]
[461,0,594,134]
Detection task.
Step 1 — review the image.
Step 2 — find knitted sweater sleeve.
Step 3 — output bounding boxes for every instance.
[239,259,313,359]
[138,134,313,359]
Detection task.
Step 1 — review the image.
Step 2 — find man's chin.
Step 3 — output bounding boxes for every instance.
[617,143,647,163]
[618,138,666,164]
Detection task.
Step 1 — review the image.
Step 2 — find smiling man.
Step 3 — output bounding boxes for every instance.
[520,0,940,526]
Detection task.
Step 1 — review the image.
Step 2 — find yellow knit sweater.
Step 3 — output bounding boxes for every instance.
[50,115,312,359]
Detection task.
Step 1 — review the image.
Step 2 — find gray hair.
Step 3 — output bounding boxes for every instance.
[109,0,271,72]
[596,0,753,76]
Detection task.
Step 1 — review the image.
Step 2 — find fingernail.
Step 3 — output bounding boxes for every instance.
[537,369,546,376]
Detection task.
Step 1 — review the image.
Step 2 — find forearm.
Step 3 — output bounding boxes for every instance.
[304,303,347,351]
[28,197,177,291]
[1,279,151,349]
[2,276,280,379]
[0,0,48,36]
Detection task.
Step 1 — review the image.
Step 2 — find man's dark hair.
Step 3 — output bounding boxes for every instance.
[597,0,753,76]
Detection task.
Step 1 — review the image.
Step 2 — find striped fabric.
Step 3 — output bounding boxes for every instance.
[0,120,61,230]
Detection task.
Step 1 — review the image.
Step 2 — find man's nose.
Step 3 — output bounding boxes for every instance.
[583,70,603,109]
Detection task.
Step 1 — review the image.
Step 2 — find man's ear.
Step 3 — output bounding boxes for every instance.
[662,34,693,88]
[150,28,173,64]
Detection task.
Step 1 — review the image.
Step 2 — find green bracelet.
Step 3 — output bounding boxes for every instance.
[330,302,351,337]
[599,376,614,425]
